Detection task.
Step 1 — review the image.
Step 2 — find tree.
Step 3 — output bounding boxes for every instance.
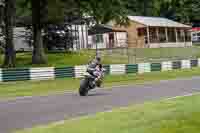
[17,0,77,64]
[31,0,47,64]
[126,0,155,16]
[125,0,200,24]
[151,0,200,23]
[3,0,16,67]
[0,1,5,52]
[80,0,129,25]
[175,0,200,23]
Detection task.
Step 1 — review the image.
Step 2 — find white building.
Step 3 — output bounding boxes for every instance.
[191,28,200,42]
[109,16,192,48]
[87,24,128,49]
[13,27,33,51]
[3,24,128,52]
[71,24,89,50]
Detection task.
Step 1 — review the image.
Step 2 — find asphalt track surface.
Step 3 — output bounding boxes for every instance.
[1,77,200,133]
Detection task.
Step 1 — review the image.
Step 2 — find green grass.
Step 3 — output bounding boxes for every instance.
[1,47,200,67]
[192,43,200,47]
[130,47,200,58]
[0,51,96,68]
[1,67,200,99]
[15,93,200,133]
[103,47,200,63]
[0,50,127,68]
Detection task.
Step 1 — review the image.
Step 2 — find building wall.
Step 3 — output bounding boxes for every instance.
[115,32,127,47]
[191,31,200,42]
[88,32,127,49]
[71,25,88,50]
[111,20,192,48]
[112,21,146,48]
[13,27,33,51]
[78,25,88,49]
[88,34,108,49]
[12,26,88,52]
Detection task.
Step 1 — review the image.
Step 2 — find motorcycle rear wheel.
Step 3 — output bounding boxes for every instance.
[79,79,89,96]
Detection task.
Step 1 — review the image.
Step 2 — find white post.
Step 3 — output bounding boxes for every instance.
[147,27,150,47]
[190,30,193,46]
[114,32,118,48]
[183,30,186,47]
[175,28,178,45]
[156,27,159,43]
[165,28,168,42]
[85,24,89,49]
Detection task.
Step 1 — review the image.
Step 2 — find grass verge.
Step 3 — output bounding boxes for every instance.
[1,67,200,99]
[0,51,128,67]
[15,93,200,133]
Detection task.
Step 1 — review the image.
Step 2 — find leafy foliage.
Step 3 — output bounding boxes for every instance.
[126,0,200,24]
[80,0,129,25]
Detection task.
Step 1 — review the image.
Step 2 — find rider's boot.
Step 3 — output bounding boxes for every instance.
[96,79,102,87]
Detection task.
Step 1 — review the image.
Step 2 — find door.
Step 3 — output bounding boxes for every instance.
[109,33,114,48]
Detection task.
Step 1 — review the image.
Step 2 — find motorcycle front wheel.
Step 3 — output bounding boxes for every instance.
[79,78,89,96]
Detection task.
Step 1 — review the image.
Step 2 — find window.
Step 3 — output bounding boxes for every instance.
[167,28,176,42]
[93,34,104,43]
[158,28,166,43]
[185,30,191,42]
[177,29,184,42]
[138,28,146,37]
[149,28,157,43]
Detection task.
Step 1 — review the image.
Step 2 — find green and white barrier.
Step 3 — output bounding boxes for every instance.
[191,60,198,68]
[162,61,173,71]
[126,64,138,74]
[0,59,200,82]
[138,63,151,74]
[74,65,88,78]
[198,59,200,67]
[181,60,191,69]
[2,68,30,82]
[172,61,181,69]
[30,67,55,80]
[54,67,74,79]
[151,63,162,72]
[0,69,2,82]
[110,64,126,75]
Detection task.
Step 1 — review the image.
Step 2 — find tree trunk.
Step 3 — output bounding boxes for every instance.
[31,0,47,64]
[3,0,16,68]
[0,3,5,51]
[0,3,4,26]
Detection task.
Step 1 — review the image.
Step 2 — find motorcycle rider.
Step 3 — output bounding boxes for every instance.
[86,56,103,87]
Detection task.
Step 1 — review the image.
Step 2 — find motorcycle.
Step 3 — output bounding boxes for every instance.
[79,67,106,96]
